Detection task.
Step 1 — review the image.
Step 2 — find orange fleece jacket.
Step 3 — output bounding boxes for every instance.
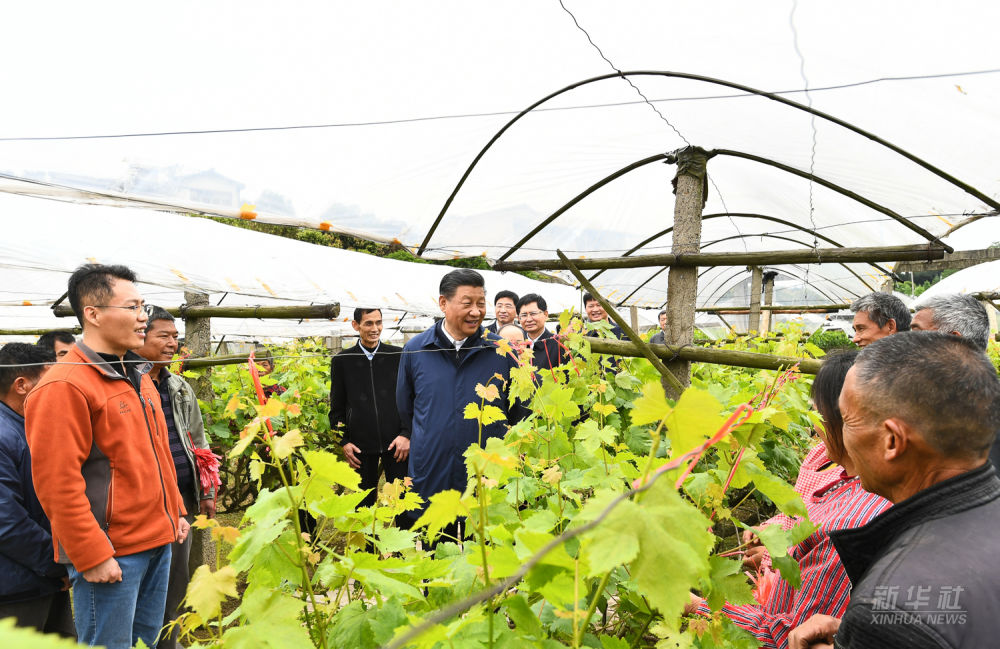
[25,344,185,572]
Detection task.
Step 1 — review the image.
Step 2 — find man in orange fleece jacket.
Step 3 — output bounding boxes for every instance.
[26,264,189,649]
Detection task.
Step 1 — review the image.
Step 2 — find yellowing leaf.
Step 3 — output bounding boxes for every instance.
[475,382,501,403]
[224,396,240,415]
[185,565,237,620]
[464,402,482,420]
[210,526,241,544]
[191,514,217,529]
[494,337,513,357]
[480,404,506,425]
[541,465,563,485]
[228,425,258,458]
[631,381,672,426]
[256,397,285,419]
[270,429,304,460]
[285,402,302,416]
[593,402,617,416]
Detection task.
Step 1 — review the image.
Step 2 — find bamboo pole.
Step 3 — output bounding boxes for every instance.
[0,327,81,336]
[492,244,946,272]
[52,303,341,319]
[556,251,686,395]
[182,353,254,369]
[588,337,822,375]
[696,303,850,312]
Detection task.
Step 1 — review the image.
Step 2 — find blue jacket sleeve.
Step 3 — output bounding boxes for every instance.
[0,441,61,578]
[396,347,414,438]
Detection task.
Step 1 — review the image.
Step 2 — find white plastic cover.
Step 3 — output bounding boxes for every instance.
[1,1,998,325]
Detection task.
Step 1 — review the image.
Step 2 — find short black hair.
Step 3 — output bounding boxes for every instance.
[145,305,175,330]
[854,332,1000,459]
[0,343,54,394]
[494,290,519,306]
[439,269,485,299]
[517,293,548,313]
[850,293,911,332]
[657,310,667,319]
[67,263,138,326]
[582,292,598,306]
[36,331,76,353]
[810,349,858,462]
[352,307,382,323]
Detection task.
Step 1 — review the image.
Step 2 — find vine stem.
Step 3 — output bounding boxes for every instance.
[263,437,329,649]
[575,570,612,647]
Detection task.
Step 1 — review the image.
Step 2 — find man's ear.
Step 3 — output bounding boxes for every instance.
[351,320,361,333]
[12,376,32,397]
[882,417,910,461]
[885,319,898,335]
[438,295,448,314]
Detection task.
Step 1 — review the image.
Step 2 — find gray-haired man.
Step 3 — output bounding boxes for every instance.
[849,293,911,348]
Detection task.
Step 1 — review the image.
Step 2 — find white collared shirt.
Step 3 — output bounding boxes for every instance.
[359,341,380,361]
[440,324,466,352]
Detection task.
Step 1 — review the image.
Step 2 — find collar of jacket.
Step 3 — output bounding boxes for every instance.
[0,399,23,426]
[420,320,494,351]
[75,341,154,380]
[830,461,1000,586]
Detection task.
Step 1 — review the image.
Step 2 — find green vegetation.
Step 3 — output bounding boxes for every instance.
[162,320,822,648]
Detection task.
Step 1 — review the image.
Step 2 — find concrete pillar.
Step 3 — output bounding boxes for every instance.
[664,146,708,397]
[748,266,763,334]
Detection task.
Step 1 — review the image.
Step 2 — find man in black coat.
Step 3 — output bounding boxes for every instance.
[486,290,519,335]
[788,333,1000,649]
[517,293,567,371]
[329,308,409,508]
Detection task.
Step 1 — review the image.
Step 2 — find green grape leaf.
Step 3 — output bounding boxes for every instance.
[413,490,469,540]
[630,381,671,426]
[704,557,755,610]
[665,388,726,459]
[303,449,361,490]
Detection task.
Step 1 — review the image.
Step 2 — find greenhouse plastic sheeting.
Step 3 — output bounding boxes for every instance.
[0,193,660,337]
[1,1,999,314]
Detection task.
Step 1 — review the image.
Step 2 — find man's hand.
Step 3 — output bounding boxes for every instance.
[684,592,705,616]
[82,557,122,583]
[742,529,767,569]
[343,442,362,469]
[177,517,191,543]
[787,614,840,649]
[60,576,71,591]
[388,436,410,462]
[200,498,217,519]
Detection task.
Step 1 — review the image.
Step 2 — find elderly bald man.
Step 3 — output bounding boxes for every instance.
[789,332,1000,649]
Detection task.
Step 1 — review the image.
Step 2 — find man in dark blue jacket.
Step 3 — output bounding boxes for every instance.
[396,270,520,534]
[0,343,74,637]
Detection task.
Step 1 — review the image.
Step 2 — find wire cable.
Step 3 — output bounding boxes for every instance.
[0,68,997,142]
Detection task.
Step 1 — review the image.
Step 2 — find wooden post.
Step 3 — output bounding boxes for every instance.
[665,146,708,397]
[181,291,214,574]
[748,266,763,334]
[760,271,777,334]
[982,300,999,335]
[629,305,639,333]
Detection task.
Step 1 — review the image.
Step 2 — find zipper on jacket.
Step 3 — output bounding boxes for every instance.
[140,394,178,540]
[369,356,383,449]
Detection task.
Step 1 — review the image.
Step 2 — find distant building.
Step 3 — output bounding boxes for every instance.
[177,169,244,207]
[254,190,296,216]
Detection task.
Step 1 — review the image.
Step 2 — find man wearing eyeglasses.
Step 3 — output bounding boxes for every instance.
[517,293,567,371]
[25,264,188,649]
[486,290,519,335]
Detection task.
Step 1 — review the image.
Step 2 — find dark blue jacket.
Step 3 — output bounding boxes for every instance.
[0,401,65,602]
[397,322,518,513]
